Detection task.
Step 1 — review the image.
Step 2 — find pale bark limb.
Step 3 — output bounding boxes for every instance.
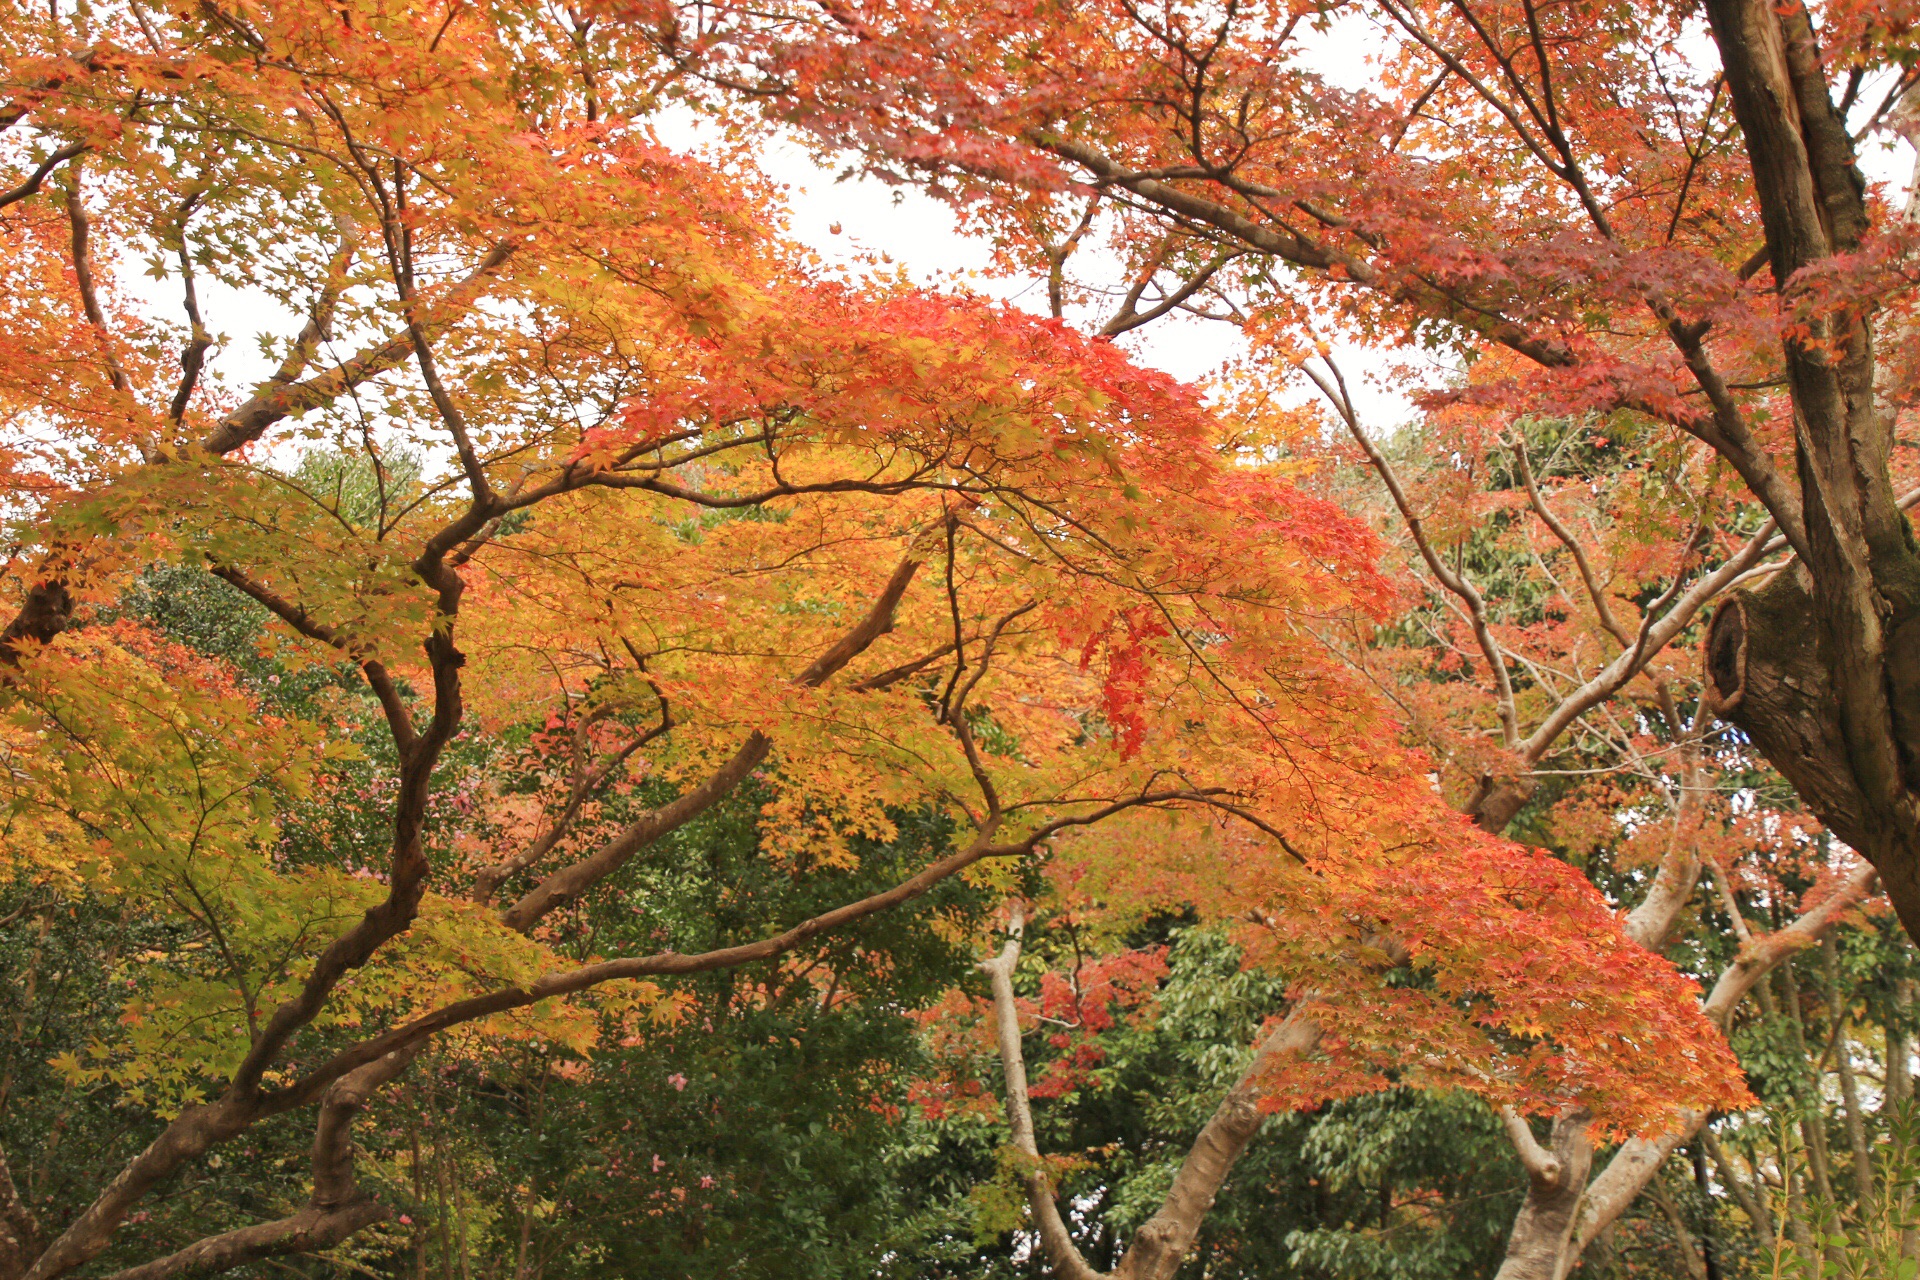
[979,897,1325,1280]
[1494,864,1878,1280]
[1721,486,1920,595]
[1704,851,1755,945]
[1502,1109,1564,1186]
[981,903,1105,1280]
[1305,354,1778,832]
[1490,1109,1596,1280]
[1514,514,1776,765]
[1111,1009,1322,1280]
[1620,745,1706,952]
[1511,437,1629,646]
[1890,978,1914,1108]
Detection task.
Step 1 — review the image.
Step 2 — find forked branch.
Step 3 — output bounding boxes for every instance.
[1299,356,1520,751]
[982,898,1324,1280]
[98,1047,419,1280]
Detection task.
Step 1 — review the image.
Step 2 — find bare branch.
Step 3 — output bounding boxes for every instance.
[0,1138,42,1277]
[1301,356,1520,750]
[1509,863,1880,1276]
[1099,247,1242,337]
[1516,516,1779,765]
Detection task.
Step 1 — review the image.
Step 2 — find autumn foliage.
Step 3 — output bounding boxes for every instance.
[0,0,1868,1272]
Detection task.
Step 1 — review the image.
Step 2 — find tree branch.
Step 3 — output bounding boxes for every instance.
[63,177,133,402]
[498,556,923,930]
[1548,864,1879,1271]
[982,902,1107,1280]
[98,1048,418,1280]
[198,240,511,456]
[1511,436,1629,646]
[1501,1108,1565,1187]
[0,141,86,212]
[1113,1007,1322,1280]
[1301,356,1520,751]
[210,565,417,756]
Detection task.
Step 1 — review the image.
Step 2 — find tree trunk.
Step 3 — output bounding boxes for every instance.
[1703,570,1920,934]
[1699,0,1920,941]
[1491,1112,1596,1280]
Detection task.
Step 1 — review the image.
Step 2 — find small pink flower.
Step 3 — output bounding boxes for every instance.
[399,1215,413,1226]
[699,1175,714,1189]
[652,1154,666,1172]
[667,1072,687,1091]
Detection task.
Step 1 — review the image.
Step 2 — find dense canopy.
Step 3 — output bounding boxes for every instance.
[0,0,1915,1277]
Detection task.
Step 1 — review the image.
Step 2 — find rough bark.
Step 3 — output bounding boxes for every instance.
[1703,570,1920,928]
[1698,0,1920,940]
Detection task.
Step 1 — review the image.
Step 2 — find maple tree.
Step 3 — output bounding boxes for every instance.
[665,0,1920,916]
[0,0,1762,1275]
[617,0,1920,1273]
[1285,405,1900,1279]
[860,408,1905,1279]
